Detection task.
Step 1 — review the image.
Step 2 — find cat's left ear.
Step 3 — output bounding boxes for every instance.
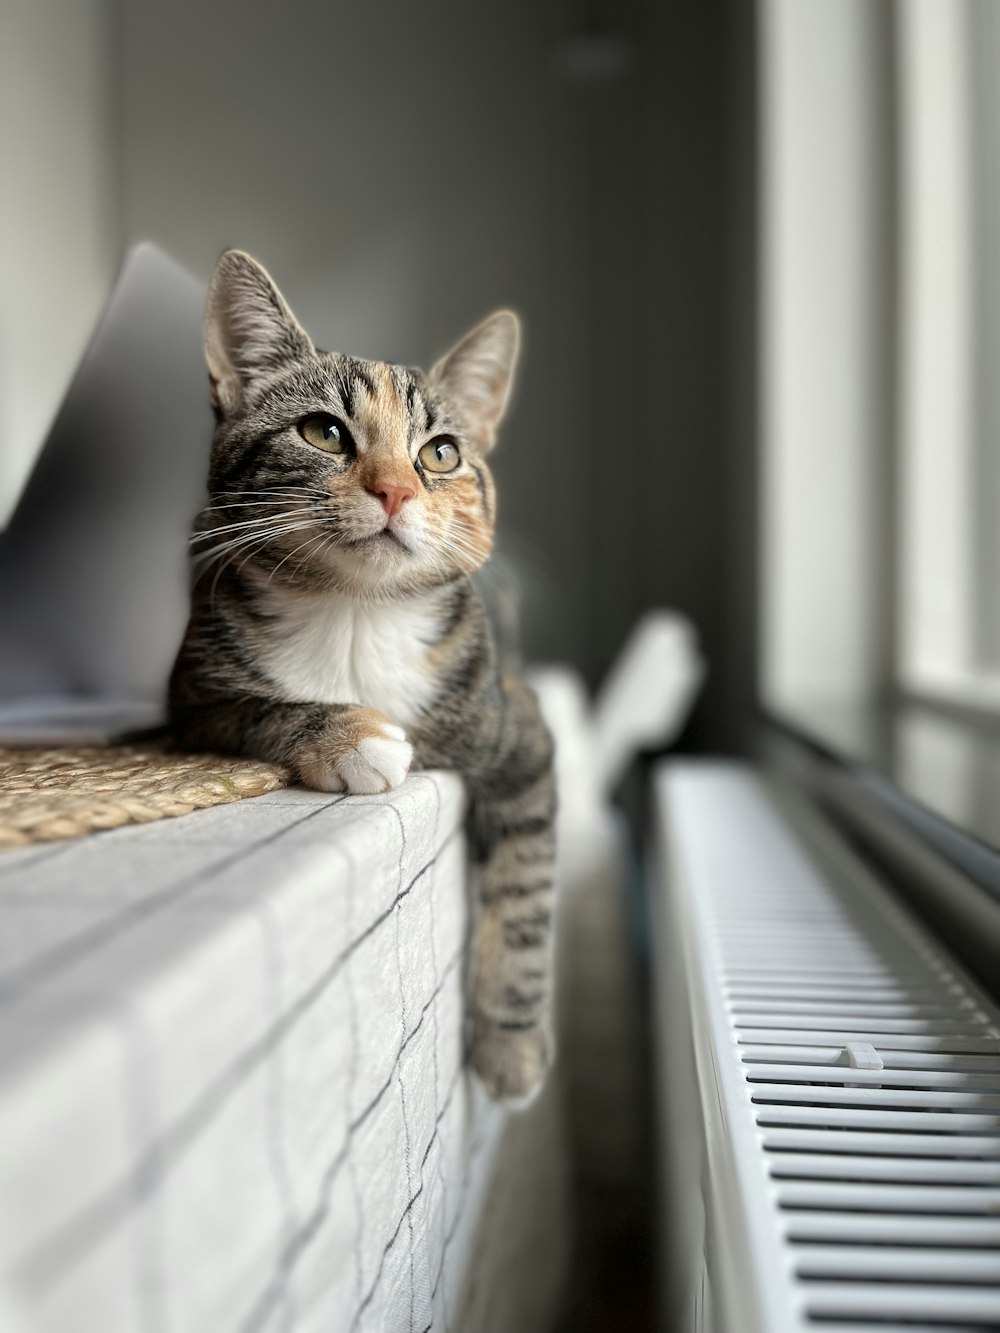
[204,250,314,415]
[430,310,520,450]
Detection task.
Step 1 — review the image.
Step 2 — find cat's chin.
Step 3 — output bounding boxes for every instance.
[318,544,473,603]
[329,530,412,572]
[317,539,426,599]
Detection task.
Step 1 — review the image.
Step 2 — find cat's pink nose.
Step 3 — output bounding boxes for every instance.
[368,480,416,519]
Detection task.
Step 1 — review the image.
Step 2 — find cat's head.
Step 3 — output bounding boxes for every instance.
[197,249,518,600]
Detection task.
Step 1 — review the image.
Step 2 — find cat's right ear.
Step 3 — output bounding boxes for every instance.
[204,250,313,415]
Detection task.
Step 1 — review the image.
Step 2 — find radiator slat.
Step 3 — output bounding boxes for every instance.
[793,1245,1000,1281]
[729,985,956,1002]
[752,1085,1000,1109]
[739,1028,1000,1051]
[761,1127,1000,1157]
[778,1180,1000,1212]
[746,1063,1000,1089]
[742,1044,1000,1071]
[738,1015,988,1033]
[784,1212,1000,1245]
[769,1152,1000,1184]
[732,1000,973,1018]
[756,1104,1000,1132]
[801,1282,1000,1323]
[806,1325,983,1333]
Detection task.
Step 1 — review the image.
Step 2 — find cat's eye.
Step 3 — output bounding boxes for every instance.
[418,437,461,474]
[298,413,351,453]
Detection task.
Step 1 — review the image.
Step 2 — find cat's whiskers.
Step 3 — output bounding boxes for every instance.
[202,484,325,503]
[213,485,330,501]
[204,520,327,607]
[266,526,335,584]
[193,528,307,569]
[201,499,321,513]
[193,520,320,584]
[432,528,489,572]
[191,507,318,541]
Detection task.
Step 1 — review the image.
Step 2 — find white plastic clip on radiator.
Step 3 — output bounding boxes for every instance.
[845,1040,883,1071]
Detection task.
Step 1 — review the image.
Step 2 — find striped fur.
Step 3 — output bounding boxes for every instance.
[169,251,556,1103]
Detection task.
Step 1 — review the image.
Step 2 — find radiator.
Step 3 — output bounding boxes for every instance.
[0,774,571,1333]
[654,761,1000,1333]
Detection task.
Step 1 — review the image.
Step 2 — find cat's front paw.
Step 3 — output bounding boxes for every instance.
[471,1019,552,1108]
[295,707,413,795]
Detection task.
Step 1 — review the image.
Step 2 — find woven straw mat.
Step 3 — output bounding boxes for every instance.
[0,743,290,849]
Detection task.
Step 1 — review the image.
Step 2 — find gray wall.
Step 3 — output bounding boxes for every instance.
[116,0,595,669]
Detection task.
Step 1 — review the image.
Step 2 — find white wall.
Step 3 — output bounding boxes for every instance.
[0,0,117,524]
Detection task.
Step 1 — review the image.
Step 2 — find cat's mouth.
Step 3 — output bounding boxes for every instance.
[345,528,410,552]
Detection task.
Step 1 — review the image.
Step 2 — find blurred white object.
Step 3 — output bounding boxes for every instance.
[0,242,207,745]
[591,610,704,794]
[527,618,702,1281]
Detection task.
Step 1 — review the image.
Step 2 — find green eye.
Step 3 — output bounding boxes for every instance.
[418,437,461,474]
[299,413,350,453]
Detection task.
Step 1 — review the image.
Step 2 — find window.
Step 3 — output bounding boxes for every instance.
[759,0,1000,850]
[898,0,1000,712]
[761,0,1000,723]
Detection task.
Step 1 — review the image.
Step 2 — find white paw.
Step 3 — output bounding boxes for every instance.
[326,725,412,795]
[471,1021,552,1108]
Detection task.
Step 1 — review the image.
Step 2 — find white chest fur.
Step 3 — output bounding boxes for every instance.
[259,590,443,727]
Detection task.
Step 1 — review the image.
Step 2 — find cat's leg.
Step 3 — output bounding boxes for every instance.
[467,741,557,1105]
[170,698,412,795]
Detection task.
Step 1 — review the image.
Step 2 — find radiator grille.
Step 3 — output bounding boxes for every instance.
[659,762,1000,1333]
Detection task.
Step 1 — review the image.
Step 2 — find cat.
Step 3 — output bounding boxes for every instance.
[169,251,556,1104]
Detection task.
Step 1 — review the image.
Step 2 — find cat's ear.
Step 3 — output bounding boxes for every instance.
[429,310,520,450]
[204,250,313,414]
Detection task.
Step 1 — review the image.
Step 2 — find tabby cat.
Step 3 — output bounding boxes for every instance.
[169,251,556,1104]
